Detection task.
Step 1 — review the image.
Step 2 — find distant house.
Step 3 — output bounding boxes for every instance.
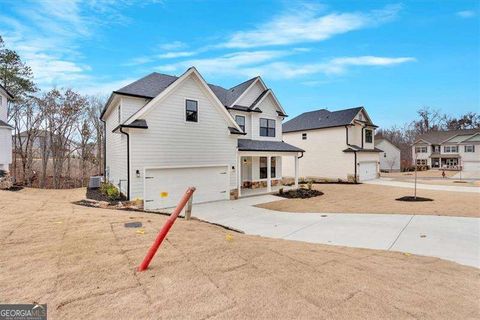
[13,130,81,158]
[282,107,382,182]
[375,135,401,172]
[412,129,480,171]
[0,84,14,172]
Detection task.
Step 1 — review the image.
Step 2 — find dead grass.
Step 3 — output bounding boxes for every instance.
[257,184,480,217]
[382,170,457,179]
[0,188,479,319]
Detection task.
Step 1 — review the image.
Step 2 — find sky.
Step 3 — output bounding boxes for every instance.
[0,0,478,127]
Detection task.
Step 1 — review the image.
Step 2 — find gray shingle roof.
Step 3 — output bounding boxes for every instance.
[415,129,480,145]
[283,107,363,133]
[114,72,257,107]
[238,139,304,152]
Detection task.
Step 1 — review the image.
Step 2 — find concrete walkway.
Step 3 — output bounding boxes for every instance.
[365,178,480,193]
[191,195,480,268]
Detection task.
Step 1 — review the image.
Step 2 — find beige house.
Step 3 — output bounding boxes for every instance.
[282,107,381,182]
[101,67,303,209]
[0,84,14,173]
[375,136,401,172]
[412,129,480,171]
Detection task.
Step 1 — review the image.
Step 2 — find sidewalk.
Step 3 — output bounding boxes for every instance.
[364,178,480,193]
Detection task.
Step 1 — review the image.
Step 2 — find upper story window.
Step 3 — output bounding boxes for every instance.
[444,145,458,153]
[415,146,427,153]
[384,152,387,158]
[260,118,275,137]
[365,129,373,143]
[465,145,475,153]
[302,133,307,140]
[118,106,121,123]
[235,115,245,132]
[185,99,198,122]
[433,145,440,153]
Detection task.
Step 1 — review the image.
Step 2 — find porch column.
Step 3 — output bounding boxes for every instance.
[237,156,242,197]
[294,154,299,188]
[267,156,272,192]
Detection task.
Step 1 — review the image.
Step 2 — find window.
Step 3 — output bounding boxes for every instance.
[235,115,245,132]
[415,146,427,153]
[260,157,267,179]
[384,152,387,158]
[271,157,276,178]
[302,133,307,140]
[433,145,440,153]
[444,145,458,153]
[259,157,276,179]
[416,159,427,165]
[365,129,373,143]
[185,99,198,122]
[465,145,475,153]
[260,118,275,137]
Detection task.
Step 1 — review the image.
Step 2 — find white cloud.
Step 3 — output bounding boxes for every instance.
[222,4,402,48]
[158,41,188,51]
[456,10,476,18]
[156,50,292,77]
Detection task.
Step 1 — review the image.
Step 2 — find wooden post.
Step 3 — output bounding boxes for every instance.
[185,194,193,220]
[414,152,417,199]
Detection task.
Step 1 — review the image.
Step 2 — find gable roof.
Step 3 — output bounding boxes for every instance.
[414,129,480,145]
[283,107,365,133]
[123,67,241,131]
[374,135,401,151]
[0,119,13,129]
[0,83,14,99]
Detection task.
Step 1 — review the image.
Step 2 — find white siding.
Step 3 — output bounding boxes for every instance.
[128,74,238,200]
[377,140,401,171]
[251,95,283,141]
[237,81,264,106]
[283,127,356,180]
[104,103,128,194]
[0,92,12,171]
[0,93,7,122]
[121,96,148,120]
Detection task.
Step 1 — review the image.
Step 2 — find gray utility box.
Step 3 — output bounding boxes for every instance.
[88,176,104,189]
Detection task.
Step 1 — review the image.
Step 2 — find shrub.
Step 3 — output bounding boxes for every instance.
[100,182,120,200]
[279,188,284,195]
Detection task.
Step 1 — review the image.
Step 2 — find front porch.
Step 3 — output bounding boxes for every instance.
[237,153,300,197]
[430,154,461,170]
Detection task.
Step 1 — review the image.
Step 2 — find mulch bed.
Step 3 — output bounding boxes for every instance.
[395,196,433,202]
[86,187,126,204]
[4,185,24,192]
[277,188,324,199]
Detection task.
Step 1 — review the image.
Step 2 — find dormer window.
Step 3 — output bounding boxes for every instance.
[260,118,275,137]
[365,129,373,143]
[235,115,245,132]
[186,99,198,122]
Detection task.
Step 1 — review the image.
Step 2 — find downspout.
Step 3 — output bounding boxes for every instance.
[101,118,106,177]
[361,126,365,149]
[119,127,130,200]
[298,151,304,159]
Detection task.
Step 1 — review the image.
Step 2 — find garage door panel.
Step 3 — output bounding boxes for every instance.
[463,161,480,172]
[358,162,377,182]
[145,166,228,210]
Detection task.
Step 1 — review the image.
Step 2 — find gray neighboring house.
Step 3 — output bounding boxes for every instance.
[412,129,480,171]
[375,136,401,172]
[0,84,14,172]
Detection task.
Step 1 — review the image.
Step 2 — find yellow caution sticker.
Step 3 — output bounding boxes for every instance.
[225,234,234,241]
[160,192,169,198]
[136,229,145,235]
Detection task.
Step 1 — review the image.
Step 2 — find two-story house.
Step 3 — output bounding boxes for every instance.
[0,84,14,173]
[101,67,303,209]
[412,129,480,171]
[282,107,382,182]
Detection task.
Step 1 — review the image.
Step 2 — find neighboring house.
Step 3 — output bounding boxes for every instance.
[282,107,382,182]
[101,67,303,209]
[0,84,14,172]
[375,135,401,172]
[13,130,80,158]
[412,129,480,171]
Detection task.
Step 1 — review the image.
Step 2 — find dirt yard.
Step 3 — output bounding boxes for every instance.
[257,184,480,217]
[381,170,480,187]
[1,188,479,319]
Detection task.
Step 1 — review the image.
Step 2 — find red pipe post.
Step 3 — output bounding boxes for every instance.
[138,187,196,272]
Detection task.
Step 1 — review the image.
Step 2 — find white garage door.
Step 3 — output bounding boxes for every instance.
[144,165,229,210]
[358,162,377,182]
[463,161,480,172]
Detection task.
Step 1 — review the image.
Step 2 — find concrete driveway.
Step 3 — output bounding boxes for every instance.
[191,195,480,268]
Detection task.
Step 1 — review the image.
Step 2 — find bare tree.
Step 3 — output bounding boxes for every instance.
[38,88,86,189]
[413,106,443,134]
[87,95,106,175]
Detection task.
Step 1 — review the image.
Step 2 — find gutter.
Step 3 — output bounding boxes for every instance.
[119,127,130,200]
